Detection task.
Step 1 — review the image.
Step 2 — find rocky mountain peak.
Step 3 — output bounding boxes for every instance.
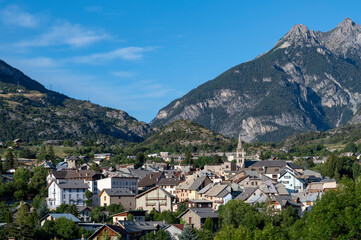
[319,17,361,57]
[337,17,358,31]
[275,24,319,49]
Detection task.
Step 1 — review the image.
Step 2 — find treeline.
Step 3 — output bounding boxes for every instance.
[0,167,47,200]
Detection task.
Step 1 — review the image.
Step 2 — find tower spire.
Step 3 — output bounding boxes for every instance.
[236,133,245,168]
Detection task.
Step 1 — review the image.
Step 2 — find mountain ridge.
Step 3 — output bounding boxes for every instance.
[0,60,152,143]
[151,18,361,142]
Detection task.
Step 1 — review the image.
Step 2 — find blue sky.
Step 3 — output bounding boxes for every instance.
[0,0,360,123]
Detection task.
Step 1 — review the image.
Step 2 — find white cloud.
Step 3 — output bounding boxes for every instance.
[16,57,58,68]
[17,21,110,47]
[112,71,136,78]
[72,47,154,63]
[0,5,39,28]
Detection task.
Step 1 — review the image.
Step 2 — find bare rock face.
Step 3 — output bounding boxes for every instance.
[151,18,361,142]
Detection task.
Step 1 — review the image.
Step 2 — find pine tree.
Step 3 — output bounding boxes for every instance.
[4,149,15,170]
[5,211,12,223]
[179,226,197,240]
[204,216,214,232]
[37,199,49,218]
[48,145,55,164]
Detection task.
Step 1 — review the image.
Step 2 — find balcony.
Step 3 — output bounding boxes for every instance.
[146,197,166,201]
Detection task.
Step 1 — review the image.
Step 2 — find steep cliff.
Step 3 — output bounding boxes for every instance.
[151,18,361,142]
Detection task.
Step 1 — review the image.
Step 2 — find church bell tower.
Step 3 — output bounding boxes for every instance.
[236,133,245,168]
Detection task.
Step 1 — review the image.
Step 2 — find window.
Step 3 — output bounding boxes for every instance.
[284,176,291,179]
[189,217,192,224]
[104,196,106,200]
[283,181,289,184]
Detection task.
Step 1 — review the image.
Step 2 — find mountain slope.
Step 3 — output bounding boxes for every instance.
[283,123,361,150]
[151,18,361,142]
[0,60,151,143]
[139,119,236,153]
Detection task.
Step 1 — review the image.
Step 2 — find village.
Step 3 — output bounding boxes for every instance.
[0,134,339,240]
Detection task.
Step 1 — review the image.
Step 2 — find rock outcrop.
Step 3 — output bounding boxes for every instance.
[151,18,361,142]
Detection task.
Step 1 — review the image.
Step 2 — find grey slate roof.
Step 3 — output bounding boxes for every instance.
[234,187,258,201]
[205,184,229,197]
[56,179,88,189]
[117,220,160,232]
[88,224,127,239]
[138,172,164,187]
[188,176,209,191]
[129,169,151,179]
[156,178,179,186]
[52,170,101,179]
[103,188,136,196]
[179,208,218,219]
[249,160,302,170]
[41,213,81,222]
[271,195,303,207]
[198,183,213,194]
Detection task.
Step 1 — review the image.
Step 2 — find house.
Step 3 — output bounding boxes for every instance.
[12,202,34,221]
[13,139,24,147]
[40,213,81,226]
[46,179,88,209]
[37,160,56,170]
[248,160,303,180]
[306,178,337,192]
[138,172,165,191]
[94,153,113,161]
[278,170,306,193]
[111,210,147,223]
[176,176,212,202]
[1,174,13,183]
[64,156,78,169]
[56,161,68,170]
[185,199,213,209]
[74,141,84,147]
[156,178,179,196]
[77,222,103,232]
[98,188,136,209]
[165,224,184,240]
[269,195,303,216]
[88,224,127,240]
[43,140,59,146]
[135,186,175,212]
[97,176,138,196]
[178,208,219,230]
[77,206,92,222]
[202,184,232,210]
[47,170,104,206]
[115,220,166,239]
[302,169,322,179]
[295,190,323,213]
[203,161,237,175]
